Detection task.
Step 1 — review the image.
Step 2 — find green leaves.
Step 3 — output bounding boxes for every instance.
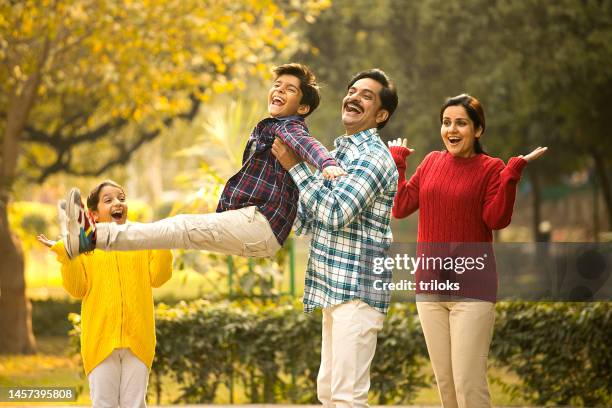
[152,298,323,403]
[492,302,612,406]
[2,0,332,182]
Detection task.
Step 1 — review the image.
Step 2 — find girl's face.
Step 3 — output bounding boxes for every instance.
[440,105,482,158]
[92,185,128,224]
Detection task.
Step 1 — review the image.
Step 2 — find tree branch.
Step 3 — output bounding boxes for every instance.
[23,116,128,147]
[33,92,202,183]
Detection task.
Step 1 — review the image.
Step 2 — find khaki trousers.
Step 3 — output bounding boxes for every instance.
[417,301,495,408]
[317,300,385,408]
[88,348,149,408]
[95,206,280,257]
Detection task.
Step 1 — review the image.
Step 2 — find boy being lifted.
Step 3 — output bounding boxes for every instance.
[63,63,345,259]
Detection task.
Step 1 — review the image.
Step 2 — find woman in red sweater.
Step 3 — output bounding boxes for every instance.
[388,94,546,408]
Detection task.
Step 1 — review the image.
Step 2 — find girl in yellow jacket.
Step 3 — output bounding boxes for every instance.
[38,180,173,408]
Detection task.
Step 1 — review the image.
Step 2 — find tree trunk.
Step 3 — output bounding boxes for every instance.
[529,170,543,241]
[592,150,612,231]
[0,200,36,354]
[0,51,46,354]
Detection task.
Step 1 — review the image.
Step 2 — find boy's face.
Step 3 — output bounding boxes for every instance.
[268,74,310,118]
[91,185,128,224]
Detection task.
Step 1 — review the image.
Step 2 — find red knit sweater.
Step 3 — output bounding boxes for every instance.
[390,146,527,301]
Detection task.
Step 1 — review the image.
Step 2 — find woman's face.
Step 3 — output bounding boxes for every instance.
[440,105,482,158]
[92,185,128,224]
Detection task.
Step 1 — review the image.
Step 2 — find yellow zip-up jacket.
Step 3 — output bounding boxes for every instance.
[51,241,173,375]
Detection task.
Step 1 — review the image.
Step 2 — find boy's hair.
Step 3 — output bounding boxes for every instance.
[87,180,125,212]
[273,63,320,117]
[347,69,398,129]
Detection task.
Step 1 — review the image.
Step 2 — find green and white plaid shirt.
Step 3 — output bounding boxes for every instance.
[289,128,398,314]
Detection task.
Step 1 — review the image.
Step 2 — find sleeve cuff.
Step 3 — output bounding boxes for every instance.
[505,156,528,180]
[288,162,313,187]
[321,158,339,169]
[389,146,411,165]
[51,240,70,263]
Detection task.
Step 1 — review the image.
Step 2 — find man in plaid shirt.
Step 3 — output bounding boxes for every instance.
[61,63,346,259]
[272,69,399,408]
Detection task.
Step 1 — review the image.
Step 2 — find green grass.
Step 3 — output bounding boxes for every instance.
[410,364,527,406]
[0,336,90,405]
[2,336,529,406]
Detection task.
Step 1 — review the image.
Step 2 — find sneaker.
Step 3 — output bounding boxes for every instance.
[57,199,67,238]
[63,188,96,258]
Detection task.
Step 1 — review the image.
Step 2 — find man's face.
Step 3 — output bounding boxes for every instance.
[341,78,388,134]
[267,74,310,118]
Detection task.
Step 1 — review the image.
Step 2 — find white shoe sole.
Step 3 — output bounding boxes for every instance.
[57,199,68,237]
[64,188,82,258]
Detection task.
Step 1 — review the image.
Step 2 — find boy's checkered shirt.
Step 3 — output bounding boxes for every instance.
[217,115,337,245]
[289,128,398,314]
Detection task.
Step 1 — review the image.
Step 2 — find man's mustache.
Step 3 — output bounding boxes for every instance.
[344,100,364,112]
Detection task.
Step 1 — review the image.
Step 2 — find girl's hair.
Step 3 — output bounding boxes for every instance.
[440,94,487,154]
[86,180,125,211]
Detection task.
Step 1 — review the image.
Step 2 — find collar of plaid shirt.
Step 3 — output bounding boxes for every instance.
[260,114,303,126]
[334,127,378,149]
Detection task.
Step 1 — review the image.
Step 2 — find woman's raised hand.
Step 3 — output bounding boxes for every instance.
[519,146,548,163]
[387,138,415,153]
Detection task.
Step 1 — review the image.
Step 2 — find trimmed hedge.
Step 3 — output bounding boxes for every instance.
[31,298,80,336]
[492,302,612,406]
[151,299,428,404]
[65,299,612,406]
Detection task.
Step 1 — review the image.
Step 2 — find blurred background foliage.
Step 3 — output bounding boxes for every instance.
[7,0,611,302]
[2,0,612,404]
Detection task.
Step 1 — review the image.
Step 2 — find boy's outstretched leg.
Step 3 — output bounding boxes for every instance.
[64,188,280,259]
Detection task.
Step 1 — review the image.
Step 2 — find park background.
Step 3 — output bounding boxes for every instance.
[0,0,611,406]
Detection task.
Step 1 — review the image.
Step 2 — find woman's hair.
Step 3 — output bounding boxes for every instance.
[87,180,125,211]
[440,94,486,154]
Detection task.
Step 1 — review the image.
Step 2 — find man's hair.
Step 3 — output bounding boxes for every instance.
[273,63,320,117]
[347,69,398,129]
[87,180,125,211]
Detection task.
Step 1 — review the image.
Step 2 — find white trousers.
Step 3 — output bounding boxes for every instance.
[88,348,149,408]
[95,206,280,257]
[417,301,496,408]
[317,300,385,408]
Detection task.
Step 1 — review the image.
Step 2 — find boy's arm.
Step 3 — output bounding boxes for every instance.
[273,120,338,170]
[149,249,173,288]
[288,152,394,231]
[50,241,88,299]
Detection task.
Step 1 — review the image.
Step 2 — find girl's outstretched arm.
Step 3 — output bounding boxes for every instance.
[38,236,88,299]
